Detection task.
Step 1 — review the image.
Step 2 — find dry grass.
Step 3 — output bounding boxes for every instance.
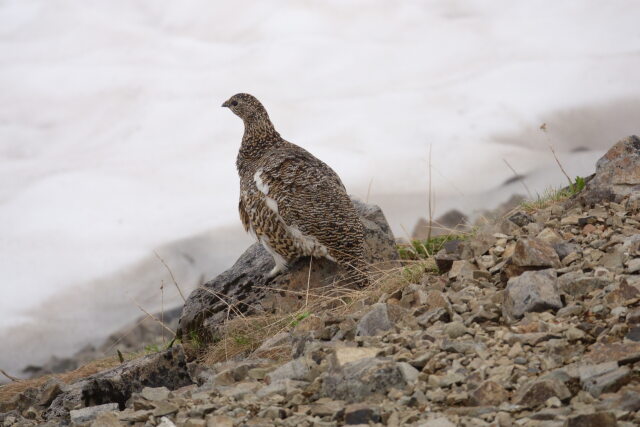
[199,263,415,366]
[0,354,143,404]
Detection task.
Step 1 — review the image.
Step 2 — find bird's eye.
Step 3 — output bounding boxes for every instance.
[231,100,238,106]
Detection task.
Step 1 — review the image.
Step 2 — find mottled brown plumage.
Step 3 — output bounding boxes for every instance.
[222,93,368,284]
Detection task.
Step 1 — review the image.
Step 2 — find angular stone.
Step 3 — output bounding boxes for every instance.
[625,326,640,341]
[206,415,234,427]
[356,303,403,336]
[449,260,475,280]
[157,417,178,427]
[512,238,561,268]
[469,380,509,406]
[419,418,456,427]
[321,358,406,402]
[434,251,459,273]
[509,211,534,227]
[397,362,419,383]
[443,321,468,339]
[140,386,170,402]
[265,357,317,384]
[153,401,179,417]
[515,378,571,408]
[563,412,617,427]
[331,346,381,368]
[503,269,563,322]
[309,399,345,418]
[91,412,122,427]
[582,366,631,397]
[581,135,640,205]
[344,404,381,425]
[586,342,640,364]
[256,379,304,398]
[557,271,609,297]
[70,403,119,425]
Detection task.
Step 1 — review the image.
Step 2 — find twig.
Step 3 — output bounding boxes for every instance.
[161,280,165,344]
[154,251,186,302]
[540,123,574,189]
[305,257,313,307]
[366,178,373,203]
[0,368,21,382]
[427,144,434,241]
[502,158,533,199]
[134,301,176,336]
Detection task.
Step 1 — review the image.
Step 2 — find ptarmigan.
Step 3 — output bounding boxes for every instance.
[222,93,368,285]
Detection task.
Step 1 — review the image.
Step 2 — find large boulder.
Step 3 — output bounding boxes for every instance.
[178,199,399,341]
[580,135,640,205]
[44,346,192,422]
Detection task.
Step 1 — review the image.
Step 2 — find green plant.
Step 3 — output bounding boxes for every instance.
[144,344,160,354]
[233,335,251,346]
[188,330,204,350]
[570,176,586,194]
[398,234,468,261]
[289,311,311,327]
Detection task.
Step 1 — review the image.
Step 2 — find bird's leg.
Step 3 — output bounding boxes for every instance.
[266,253,289,278]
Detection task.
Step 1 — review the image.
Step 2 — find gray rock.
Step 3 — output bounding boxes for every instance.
[344,404,381,425]
[509,211,534,227]
[397,362,420,383]
[503,269,563,322]
[512,238,561,268]
[581,135,640,205]
[321,357,406,402]
[515,378,571,408]
[355,303,406,336]
[44,346,192,422]
[69,403,118,425]
[443,321,468,339]
[178,200,399,340]
[582,366,631,397]
[418,418,457,427]
[256,379,306,398]
[469,380,509,406]
[265,357,318,383]
[557,271,609,297]
[140,386,170,402]
[564,412,617,427]
[553,242,581,261]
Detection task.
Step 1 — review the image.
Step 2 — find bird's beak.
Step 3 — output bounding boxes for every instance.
[221,100,230,108]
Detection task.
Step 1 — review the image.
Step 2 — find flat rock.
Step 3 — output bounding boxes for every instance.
[69,403,118,425]
[586,342,640,364]
[503,269,563,322]
[563,411,618,427]
[330,346,381,368]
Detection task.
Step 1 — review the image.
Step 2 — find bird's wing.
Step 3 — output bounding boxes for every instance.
[238,197,250,232]
[254,146,358,248]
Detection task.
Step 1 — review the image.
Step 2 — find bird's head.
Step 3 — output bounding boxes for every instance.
[222,93,269,123]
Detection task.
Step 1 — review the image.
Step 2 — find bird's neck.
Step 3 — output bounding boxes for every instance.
[237,118,283,171]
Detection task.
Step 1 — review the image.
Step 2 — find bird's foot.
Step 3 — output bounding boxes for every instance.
[266,264,287,279]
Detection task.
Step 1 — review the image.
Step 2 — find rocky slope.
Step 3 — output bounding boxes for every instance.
[2,136,640,427]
